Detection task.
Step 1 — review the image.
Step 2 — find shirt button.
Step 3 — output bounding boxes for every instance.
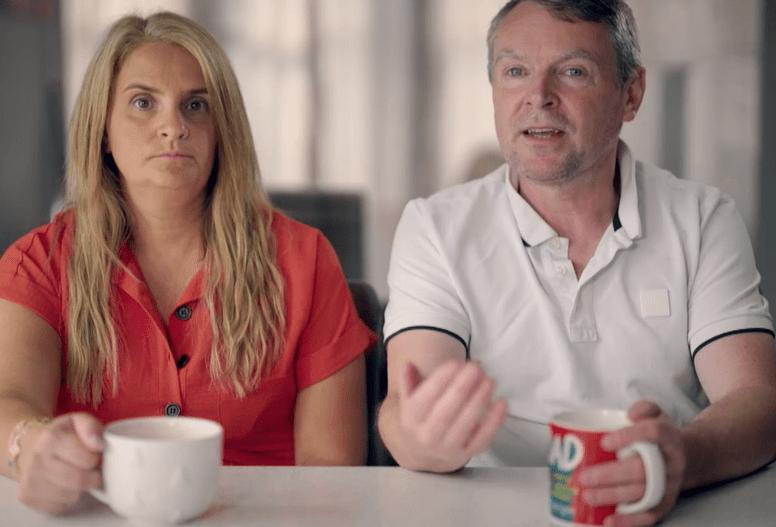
[165,403,181,417]
[556,265,568,276]
[176,354,190,369]
[550,239,561,250]
[175,305,192,321]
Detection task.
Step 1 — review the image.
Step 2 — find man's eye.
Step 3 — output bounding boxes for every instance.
[566,68,583,77]
[508,67,524,77]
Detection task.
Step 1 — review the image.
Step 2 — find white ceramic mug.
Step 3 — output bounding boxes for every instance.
[90,416,223,524]
[548,409,666,526]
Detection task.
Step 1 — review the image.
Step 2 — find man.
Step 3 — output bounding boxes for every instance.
[377,1,776,526]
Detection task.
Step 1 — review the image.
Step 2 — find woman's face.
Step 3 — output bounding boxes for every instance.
[105,42,216,205]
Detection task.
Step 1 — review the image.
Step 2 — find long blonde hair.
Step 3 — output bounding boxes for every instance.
[64,12,285,405]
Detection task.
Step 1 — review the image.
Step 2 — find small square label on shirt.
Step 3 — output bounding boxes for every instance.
[641,289,670,317]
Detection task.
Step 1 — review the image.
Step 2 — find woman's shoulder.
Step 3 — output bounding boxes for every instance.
[270,209,342,280]
[271,209,329,254]
[2,210,75,262]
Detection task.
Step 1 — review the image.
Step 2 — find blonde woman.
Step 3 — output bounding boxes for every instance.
[0,12,375,514]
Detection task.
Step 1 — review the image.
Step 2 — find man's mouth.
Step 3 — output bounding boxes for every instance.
[523,128,564,139]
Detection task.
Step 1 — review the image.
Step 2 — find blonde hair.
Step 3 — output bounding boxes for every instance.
[64,11,285,405]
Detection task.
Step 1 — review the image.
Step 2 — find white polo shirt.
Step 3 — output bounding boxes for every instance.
[384,141,774,466]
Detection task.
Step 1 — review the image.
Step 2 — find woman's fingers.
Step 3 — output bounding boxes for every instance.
[16,413,105,514]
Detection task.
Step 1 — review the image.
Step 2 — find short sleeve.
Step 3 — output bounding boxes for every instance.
[383,199,471,348]
[688,194,773,355]
[0,220,66,333]
[293,233,377,390]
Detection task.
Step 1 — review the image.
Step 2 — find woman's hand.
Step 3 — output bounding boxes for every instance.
[16,413,105,514]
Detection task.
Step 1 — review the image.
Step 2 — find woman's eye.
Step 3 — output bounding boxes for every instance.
[187,99,209,112]
[132,97,151,109]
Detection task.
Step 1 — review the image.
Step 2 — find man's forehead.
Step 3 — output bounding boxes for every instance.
[494,3,613,58]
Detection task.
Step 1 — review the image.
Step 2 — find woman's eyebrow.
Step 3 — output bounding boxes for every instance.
[122,83,208,95]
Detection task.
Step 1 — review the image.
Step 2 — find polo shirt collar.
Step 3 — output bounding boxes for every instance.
[615,140,642,241]
[504,170,556,248]
[504,139,642,247]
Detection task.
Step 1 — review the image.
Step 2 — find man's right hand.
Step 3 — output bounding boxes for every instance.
[397,359,508,472]
[16,412,105,514]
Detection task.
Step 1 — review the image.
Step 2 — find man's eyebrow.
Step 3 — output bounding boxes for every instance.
[495,50,525,62]
[560,50,596,61]
[494,49,597,62]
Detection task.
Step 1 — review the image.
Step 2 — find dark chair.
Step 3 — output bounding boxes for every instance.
[271,191,364,280]
[347,280,395,466]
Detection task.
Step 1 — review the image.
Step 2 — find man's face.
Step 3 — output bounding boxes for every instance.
[491,1,643,188]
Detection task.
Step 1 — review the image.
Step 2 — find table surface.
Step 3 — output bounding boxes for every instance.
[2,465,774,526]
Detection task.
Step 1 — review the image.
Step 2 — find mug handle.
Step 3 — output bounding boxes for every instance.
[615,441,666,514]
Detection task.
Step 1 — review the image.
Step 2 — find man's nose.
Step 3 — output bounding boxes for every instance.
[525,72,559,109]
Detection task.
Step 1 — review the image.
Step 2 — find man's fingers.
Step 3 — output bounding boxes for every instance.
[443,375,498,449]
[582,481,647,507]
[580,456,646,488]
[397,359,505,467]
[464,398,508,455]
[602,418,665,452]
[627,399,662,422]
[400,360,465,425]
[421,363,490,442]
[603,509,663,527]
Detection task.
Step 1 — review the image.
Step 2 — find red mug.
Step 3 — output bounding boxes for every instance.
[548,409,666,526]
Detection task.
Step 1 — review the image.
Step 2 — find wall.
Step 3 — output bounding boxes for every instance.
[756,0,776,306]
[0,1,63,253]
[2,1,772,304]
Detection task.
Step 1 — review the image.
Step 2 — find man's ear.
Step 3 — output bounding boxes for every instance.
[623,66,646,123]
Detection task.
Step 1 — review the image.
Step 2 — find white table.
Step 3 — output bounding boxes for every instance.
[2,465,774,526]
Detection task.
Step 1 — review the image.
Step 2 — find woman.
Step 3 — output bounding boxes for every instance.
[0,12,375,514]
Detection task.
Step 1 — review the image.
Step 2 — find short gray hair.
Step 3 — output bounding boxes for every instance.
[487,0,641,86]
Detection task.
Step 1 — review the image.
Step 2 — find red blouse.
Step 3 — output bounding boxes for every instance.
[0,210,376,465]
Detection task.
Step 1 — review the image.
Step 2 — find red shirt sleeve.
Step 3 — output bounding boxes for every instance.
[274,213,377,391]
[0,214,70,334]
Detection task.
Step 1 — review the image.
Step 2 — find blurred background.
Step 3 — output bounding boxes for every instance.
[1,0,774,305]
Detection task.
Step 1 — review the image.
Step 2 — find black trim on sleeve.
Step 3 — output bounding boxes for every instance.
[384,326,469,355]
[692,328,775,359]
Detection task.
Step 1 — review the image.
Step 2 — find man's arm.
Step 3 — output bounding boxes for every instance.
[377,329,508,472]
[579,331,776,527]
[681,331,776,487]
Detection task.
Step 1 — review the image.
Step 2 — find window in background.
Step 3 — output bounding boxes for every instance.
[423,0,762,240]
[60,0,764,297]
